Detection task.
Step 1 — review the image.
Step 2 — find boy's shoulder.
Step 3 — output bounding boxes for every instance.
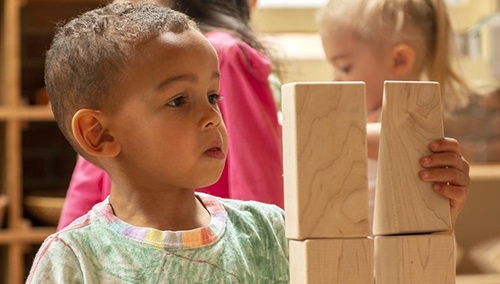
[52,199,109,242]
[220,196,284,216]
[205,194,285,232]
[203,192,282,212]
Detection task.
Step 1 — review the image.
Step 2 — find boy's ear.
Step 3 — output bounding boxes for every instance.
[390,43,416,77]
[72,109,120,158]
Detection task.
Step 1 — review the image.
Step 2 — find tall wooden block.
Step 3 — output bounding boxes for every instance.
[375,234,456,284]
[282,82,369,240]
[289,238,374,284]
[373,81,451,236]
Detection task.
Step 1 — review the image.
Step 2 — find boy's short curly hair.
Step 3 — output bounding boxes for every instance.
[45,1,196,152]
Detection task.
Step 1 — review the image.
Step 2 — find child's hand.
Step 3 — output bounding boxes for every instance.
[418,137,470,233]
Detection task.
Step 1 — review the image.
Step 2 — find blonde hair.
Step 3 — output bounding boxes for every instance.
[318,0,469,111]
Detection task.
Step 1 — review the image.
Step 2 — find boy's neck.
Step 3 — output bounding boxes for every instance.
[108,187,210,231]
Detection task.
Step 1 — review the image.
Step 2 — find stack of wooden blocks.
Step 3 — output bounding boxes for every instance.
[282,81,456,283]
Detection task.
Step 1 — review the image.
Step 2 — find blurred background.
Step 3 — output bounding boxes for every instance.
[0,0,499,283]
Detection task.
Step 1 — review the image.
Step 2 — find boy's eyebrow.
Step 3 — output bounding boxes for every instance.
[156,71,220,90]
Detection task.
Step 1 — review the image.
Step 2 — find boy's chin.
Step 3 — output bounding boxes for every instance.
[196,171,225,189]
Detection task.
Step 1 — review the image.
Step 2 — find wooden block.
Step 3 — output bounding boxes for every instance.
[375,234,456,284]
[373,81,451,236]
[289,238,374,284]
[282,82,369,240]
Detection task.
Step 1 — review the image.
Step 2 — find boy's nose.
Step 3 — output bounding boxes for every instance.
[201,104,222,129]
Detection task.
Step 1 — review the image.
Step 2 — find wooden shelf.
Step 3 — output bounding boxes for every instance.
[0,105,53,121]
[0,227,55,244]
[1,0,91,281]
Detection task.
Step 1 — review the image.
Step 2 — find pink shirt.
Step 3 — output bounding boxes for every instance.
[57,31,284,230]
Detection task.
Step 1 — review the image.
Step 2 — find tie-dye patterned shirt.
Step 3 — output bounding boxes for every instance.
[26,193,289,283]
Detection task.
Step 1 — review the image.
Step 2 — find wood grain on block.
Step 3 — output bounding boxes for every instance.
[373,81,451,236]
[289,238,374,284]
[282,82,369,240]
[375,234,456,284]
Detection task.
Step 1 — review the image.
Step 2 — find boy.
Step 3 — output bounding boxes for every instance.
[26,2,288,283]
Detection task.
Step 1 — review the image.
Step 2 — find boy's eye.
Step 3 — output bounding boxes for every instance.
[208,93,222,105]
[166,96,187,107]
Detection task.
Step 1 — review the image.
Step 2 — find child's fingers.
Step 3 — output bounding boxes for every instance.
[420,137,471,187]
[423,137,471,233]
[428,137,461,154]
[420,151,468,170]
[433,183,468,230]
[419,167,469,187]
[432,183,467,203]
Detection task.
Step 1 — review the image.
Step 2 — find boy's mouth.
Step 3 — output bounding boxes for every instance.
[205,147,225,159]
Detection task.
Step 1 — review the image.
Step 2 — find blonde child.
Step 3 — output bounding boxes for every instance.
[27,3,288,282]
[317,0,470,231]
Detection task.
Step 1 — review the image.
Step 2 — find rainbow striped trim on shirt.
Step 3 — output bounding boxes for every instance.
[94,193,227,249]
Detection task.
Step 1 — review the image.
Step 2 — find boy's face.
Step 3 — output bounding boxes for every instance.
[320,28,394,116]
[108,29,228,190]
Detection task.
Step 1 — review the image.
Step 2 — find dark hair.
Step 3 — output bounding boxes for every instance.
[45,2,196,154]
[162,0,265,54]
[156,0,281,77]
